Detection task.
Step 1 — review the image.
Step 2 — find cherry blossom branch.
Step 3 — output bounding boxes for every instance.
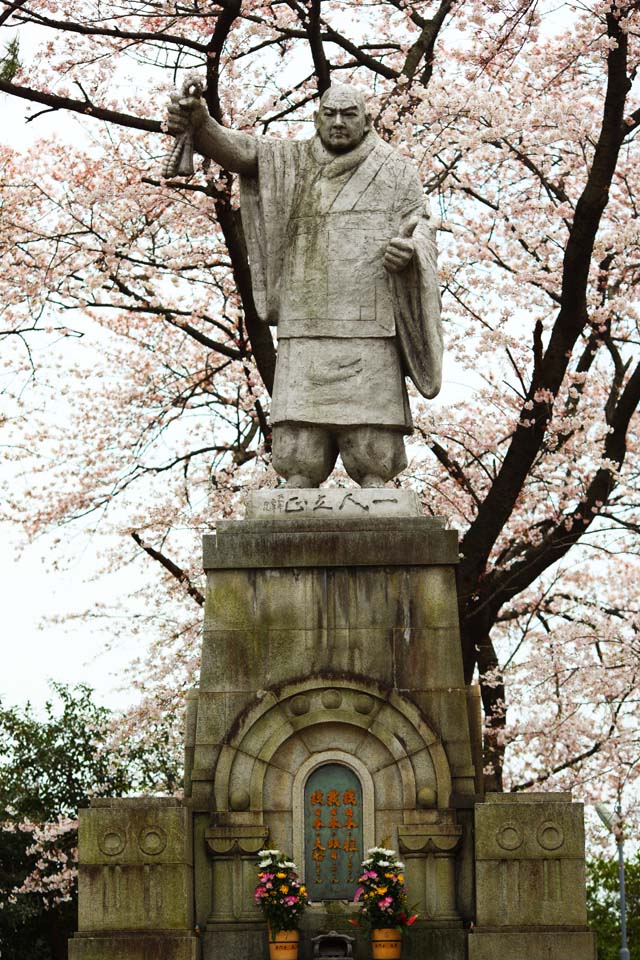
[429,439,482,507]
[4,5,210,52]
[512,740,603,791]
[130,532,204,606]
[305,0,331,94]
[0,78,162,131]
[104,274,243,360]
[0,0,28,28]
[478,358,640,620]
[401,0,455,81]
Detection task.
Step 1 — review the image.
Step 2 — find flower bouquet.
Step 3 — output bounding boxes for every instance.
[254,848,309,959]
[352,847,417,958]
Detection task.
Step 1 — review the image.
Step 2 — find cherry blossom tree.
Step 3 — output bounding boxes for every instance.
[1,0,640,819]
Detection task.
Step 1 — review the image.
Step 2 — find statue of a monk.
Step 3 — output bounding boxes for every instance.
[166,83,443,488]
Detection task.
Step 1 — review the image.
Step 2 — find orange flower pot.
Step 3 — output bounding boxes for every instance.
[371,927,402,959]
[268,928,300,960]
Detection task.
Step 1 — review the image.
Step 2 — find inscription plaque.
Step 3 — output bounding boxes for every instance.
[304,763,363,900]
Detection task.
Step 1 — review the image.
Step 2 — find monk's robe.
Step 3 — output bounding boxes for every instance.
[240,130,443,432]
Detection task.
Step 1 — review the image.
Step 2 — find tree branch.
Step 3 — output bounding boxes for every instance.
[459,10,632,632]
[0,78,162,132]
[130,532,204,606]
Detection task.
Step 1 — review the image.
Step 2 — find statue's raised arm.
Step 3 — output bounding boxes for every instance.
[165,79,258,177]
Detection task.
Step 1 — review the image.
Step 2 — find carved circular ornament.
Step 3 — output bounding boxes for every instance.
[321,689,342,709]
[495,822,524,851]
[289,695,310,716]
[229,788,250,811]
[139,826,167,856]
[354,694,374,715]
[98,829,126,857]
[537,820,564,851]
[417,786,437,809]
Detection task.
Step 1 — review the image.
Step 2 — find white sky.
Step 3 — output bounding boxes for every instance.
[0,523,136,713]
[1,60,145,714]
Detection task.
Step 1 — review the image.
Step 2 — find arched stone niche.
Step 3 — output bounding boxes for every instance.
[213,678,451,845]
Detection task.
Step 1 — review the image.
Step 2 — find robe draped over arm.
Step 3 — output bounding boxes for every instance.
[239,138,303,325]
[391,202,443,399]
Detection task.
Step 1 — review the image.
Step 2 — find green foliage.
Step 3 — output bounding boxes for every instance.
[587,854,640,960]
[0,37,19,81]
[0,683,181,960]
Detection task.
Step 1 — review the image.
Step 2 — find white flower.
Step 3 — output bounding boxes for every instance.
[378,860,390,867]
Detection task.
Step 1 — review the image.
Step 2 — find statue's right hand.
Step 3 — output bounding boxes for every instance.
[165,90,209,137]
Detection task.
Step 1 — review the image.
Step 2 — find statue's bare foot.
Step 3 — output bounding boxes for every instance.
[286,475,317,488]
[361,475,386,488]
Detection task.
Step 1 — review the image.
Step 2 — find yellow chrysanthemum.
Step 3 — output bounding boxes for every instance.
[280,884,289,894]
[376,886,388,895]
[398,874,404,883]
[276,872,286,879]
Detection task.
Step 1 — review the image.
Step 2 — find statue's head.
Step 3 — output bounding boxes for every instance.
[314,84,371,154]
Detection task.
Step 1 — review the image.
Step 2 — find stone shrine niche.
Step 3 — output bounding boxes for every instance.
[304,763,363,899]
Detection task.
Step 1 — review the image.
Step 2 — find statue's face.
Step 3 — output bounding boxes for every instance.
[314,89,370,153]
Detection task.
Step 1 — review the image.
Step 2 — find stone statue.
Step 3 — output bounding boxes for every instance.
[166,82,443,488]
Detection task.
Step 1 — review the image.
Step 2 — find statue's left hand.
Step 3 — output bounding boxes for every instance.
[384,237,414,273]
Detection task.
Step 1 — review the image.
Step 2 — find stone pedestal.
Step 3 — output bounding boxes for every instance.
[189,515,475,960]
[70,504,597,960]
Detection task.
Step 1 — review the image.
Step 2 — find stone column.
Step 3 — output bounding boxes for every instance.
[469,793,597,959]
[68,798,197,960]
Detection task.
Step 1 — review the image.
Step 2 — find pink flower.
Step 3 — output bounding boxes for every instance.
[353,886,364,902]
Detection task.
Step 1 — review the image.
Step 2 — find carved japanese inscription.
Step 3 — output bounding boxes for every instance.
[304,764,363,900]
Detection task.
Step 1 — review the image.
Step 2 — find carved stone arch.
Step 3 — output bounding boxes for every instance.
[213,677,452,824]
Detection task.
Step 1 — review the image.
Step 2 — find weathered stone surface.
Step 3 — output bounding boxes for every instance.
[475,793,590,929]
[203,517,458,568]
[69,935,198,960]
[78,799,191,867]
[475,793,586,861]
[71,513,598,960]
[467,930,596,960]
[186,518,510,959]
[75,799,193,934]
[246,487,423,518]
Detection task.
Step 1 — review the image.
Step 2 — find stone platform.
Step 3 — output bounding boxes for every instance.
[69,505,597,960]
